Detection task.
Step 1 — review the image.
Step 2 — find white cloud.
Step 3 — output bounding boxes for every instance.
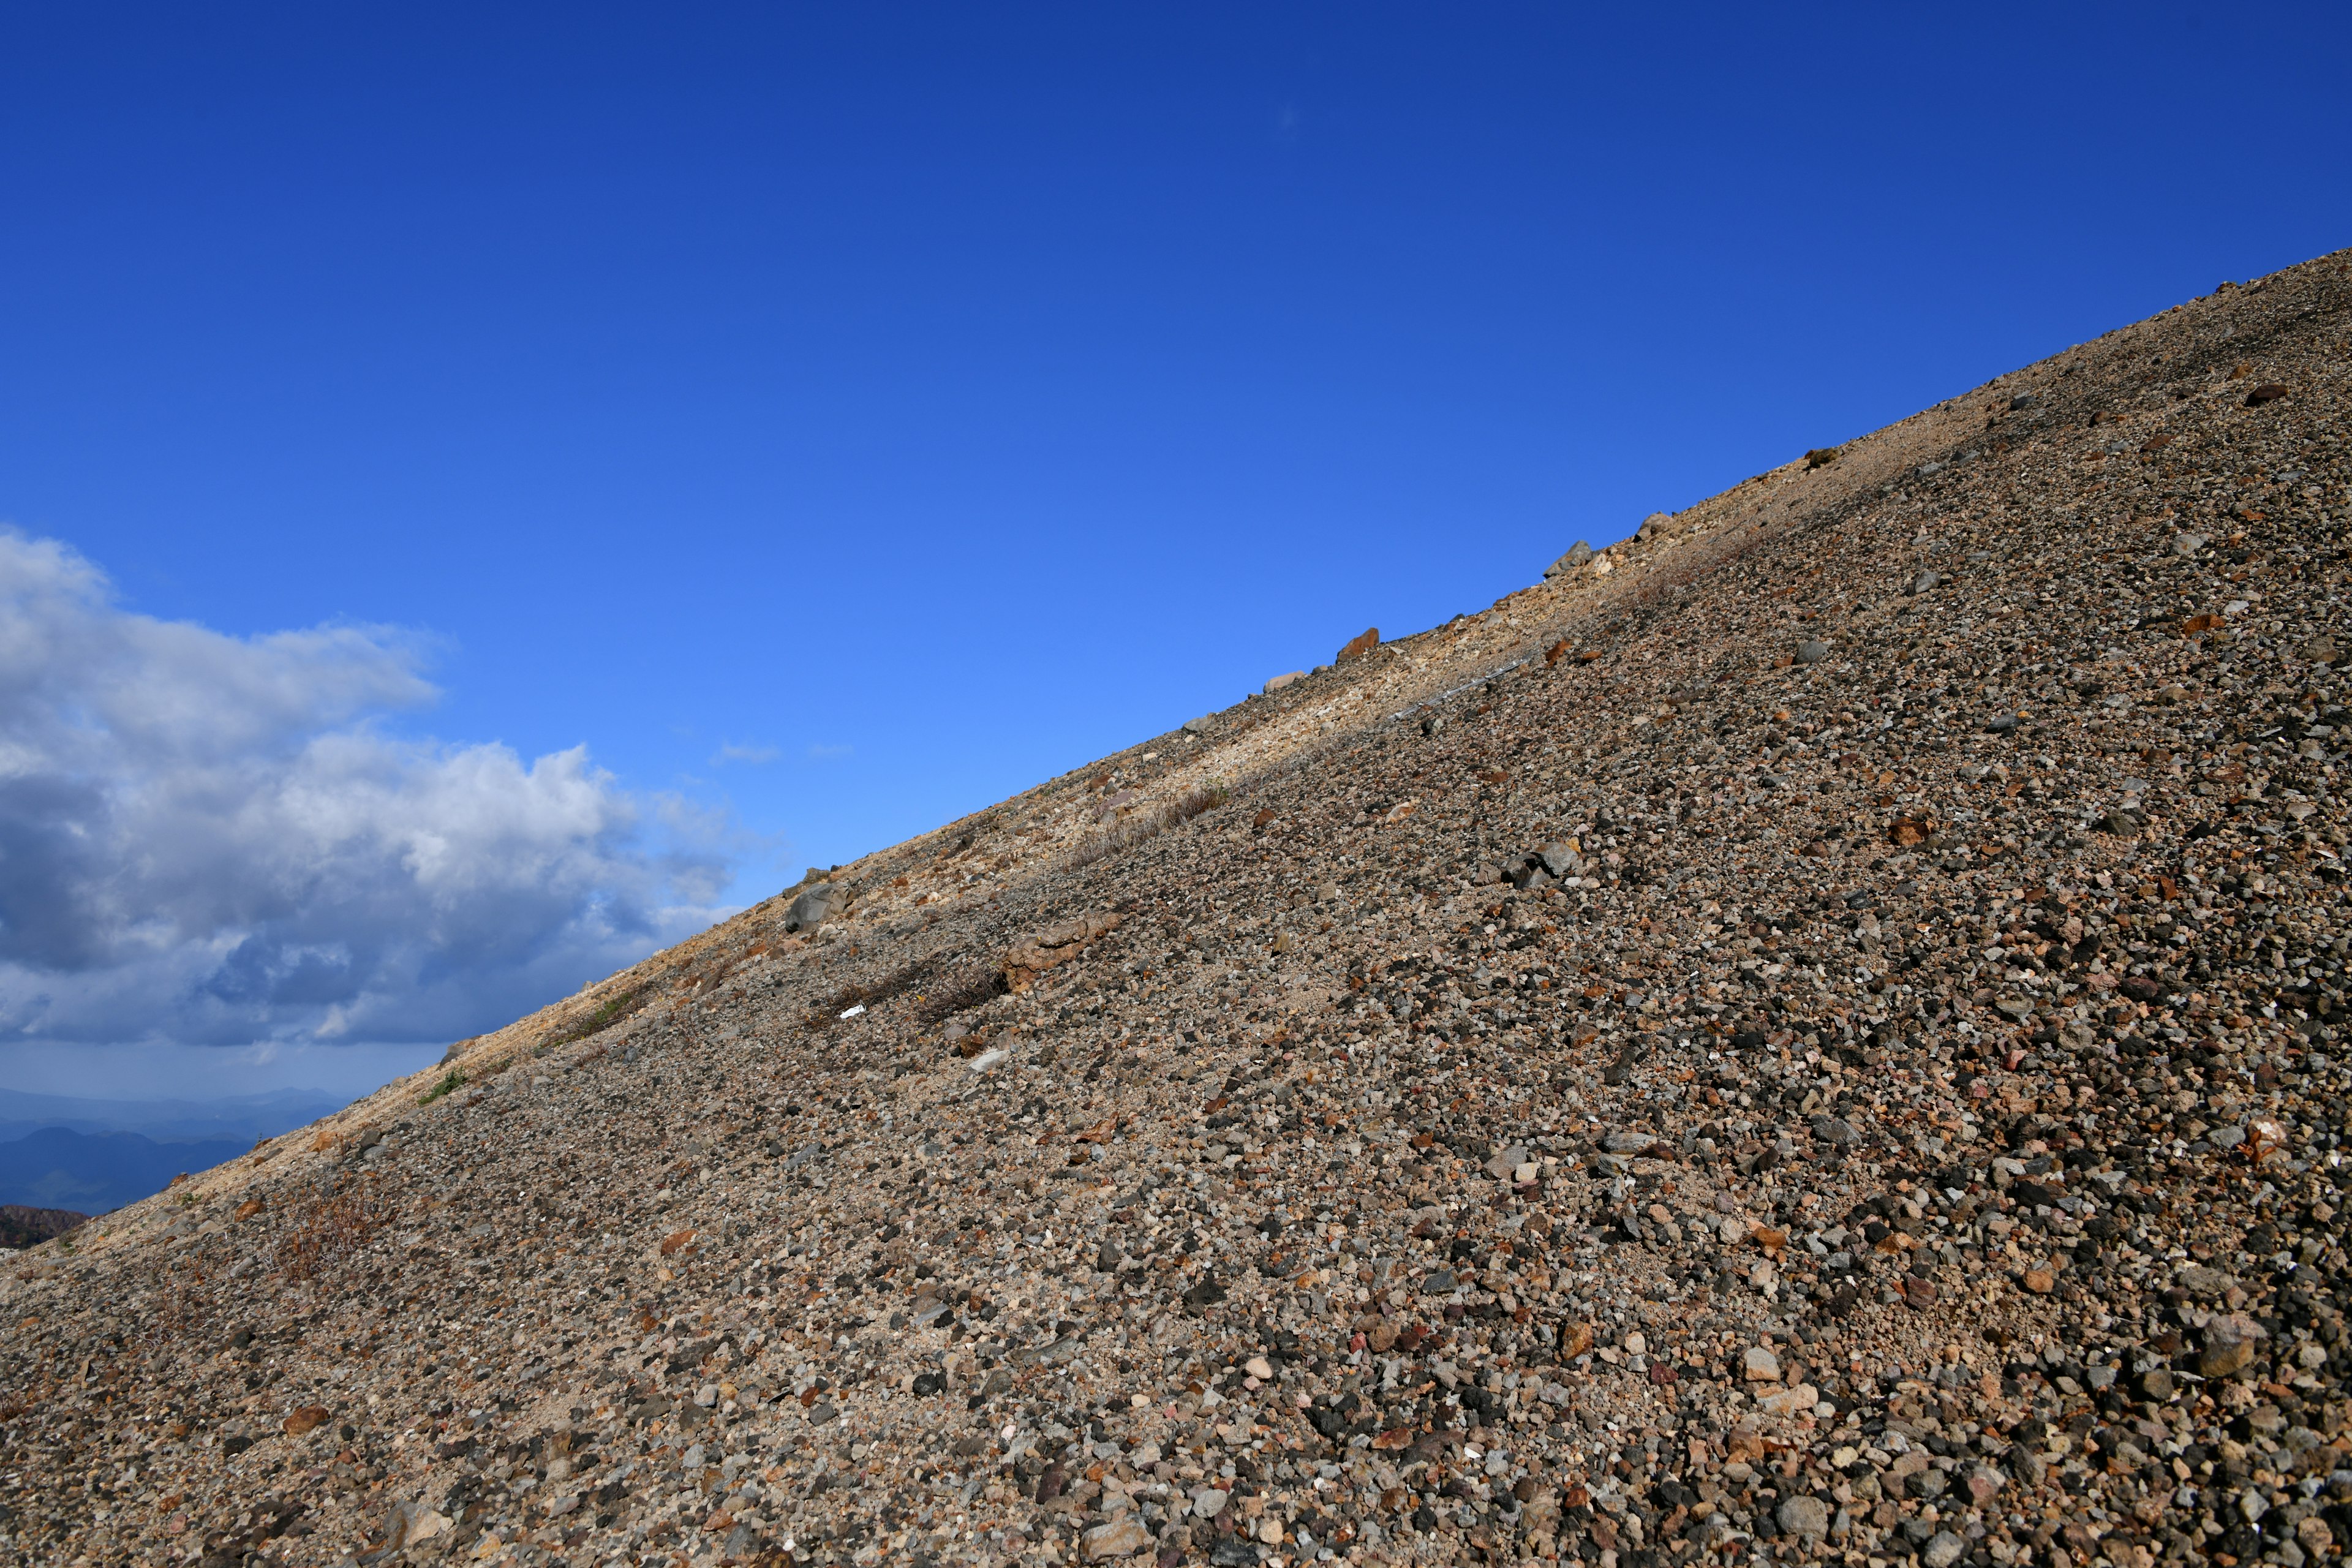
[711,742,780,766]
[0,529,736,1063]
[806,742,853,760]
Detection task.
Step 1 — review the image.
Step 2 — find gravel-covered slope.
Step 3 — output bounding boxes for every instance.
[8,251,2352,1568]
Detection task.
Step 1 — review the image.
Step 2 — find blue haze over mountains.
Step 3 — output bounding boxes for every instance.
[0,1089,343,1216]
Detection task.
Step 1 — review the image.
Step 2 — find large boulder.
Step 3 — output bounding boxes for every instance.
[1004,913,1123,993]
[1544,542,1593,579]
[785,882,845,933]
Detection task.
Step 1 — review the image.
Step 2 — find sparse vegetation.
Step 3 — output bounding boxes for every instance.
[1061,777,1232,872]
[273,1175,393,1291]
[418,1069,467,1104]
[545,983,653,1049]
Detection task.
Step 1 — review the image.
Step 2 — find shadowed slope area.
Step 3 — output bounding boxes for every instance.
[6,251,2352,1568]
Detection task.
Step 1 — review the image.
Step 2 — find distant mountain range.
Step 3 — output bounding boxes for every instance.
[0,1088,348,1215]
[0,1128,251,1215]
[0,1087,345,1146]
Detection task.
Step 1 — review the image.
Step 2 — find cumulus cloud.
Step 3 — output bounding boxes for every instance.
[0,530,735,1058]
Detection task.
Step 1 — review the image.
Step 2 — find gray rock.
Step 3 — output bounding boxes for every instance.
[786,882,843,932]
[1907,568,1940,594]
[1263,671,1306,695]
[2306,635,2339,666]
[1181,716,1217,736]
[1808,1115,1856,1146]
[1534,842,1580,879]
[2008,393,2038,411]
[1923,1529,1966,1568]
[1776,1495,1829,1543]
[1544,542,1594,578]
[1483,1145,1529,1180]
[2171,531,2209,557]
[1795,639,1830,665]
[1634,512,1672,541]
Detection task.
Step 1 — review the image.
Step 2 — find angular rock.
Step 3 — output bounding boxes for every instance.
[1545,542,1595,578]
[1776,1494,1829,1543]
[785,881,843,932]
[1082,1516,1155,1559]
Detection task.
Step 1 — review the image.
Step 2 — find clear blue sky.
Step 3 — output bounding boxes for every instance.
[2,3,2348,1099]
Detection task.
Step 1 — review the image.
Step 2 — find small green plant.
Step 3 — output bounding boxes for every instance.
[418,1069,467,1105]
[546,984,652,1049]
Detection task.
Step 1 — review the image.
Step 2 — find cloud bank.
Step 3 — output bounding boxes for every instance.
[0,530,734,1063]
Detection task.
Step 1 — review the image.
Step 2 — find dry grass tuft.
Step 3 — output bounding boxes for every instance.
[1062,780,1230,872]
[274,1175,395,1291]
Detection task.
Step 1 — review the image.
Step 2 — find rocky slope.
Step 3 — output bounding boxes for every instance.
[7,249,2352,1568]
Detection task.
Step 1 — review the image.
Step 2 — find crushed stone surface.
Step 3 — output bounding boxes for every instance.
[9,252,2352,1568]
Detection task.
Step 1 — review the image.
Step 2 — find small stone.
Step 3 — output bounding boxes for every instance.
[2171,531,2209,557]
[1923,1529,1967,1568]
[1244,1357,1273,1380]
[1744,1346,1781,1382]
[1335,627,1380,663]
[1483,1144,1529,1180]
[1907,569,1940,594]
[1808,1115,1855,1146]
[1966,1466,2007,1505]
[1082,1516,1155,1559]
[1193,1487,1229,1518]
[1263,672,1306,695]
[1795,639,1830,665]
[2174,1263,2231,1297]
[2201,1312,2269,1378]
[1901,1275,1938,1309]
[1180,715,1217,736]
[2022,1267,2056,1294]
[1776,1494,1829,1542]
[2305,635,2338,666]
[281,1405,330,1436]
